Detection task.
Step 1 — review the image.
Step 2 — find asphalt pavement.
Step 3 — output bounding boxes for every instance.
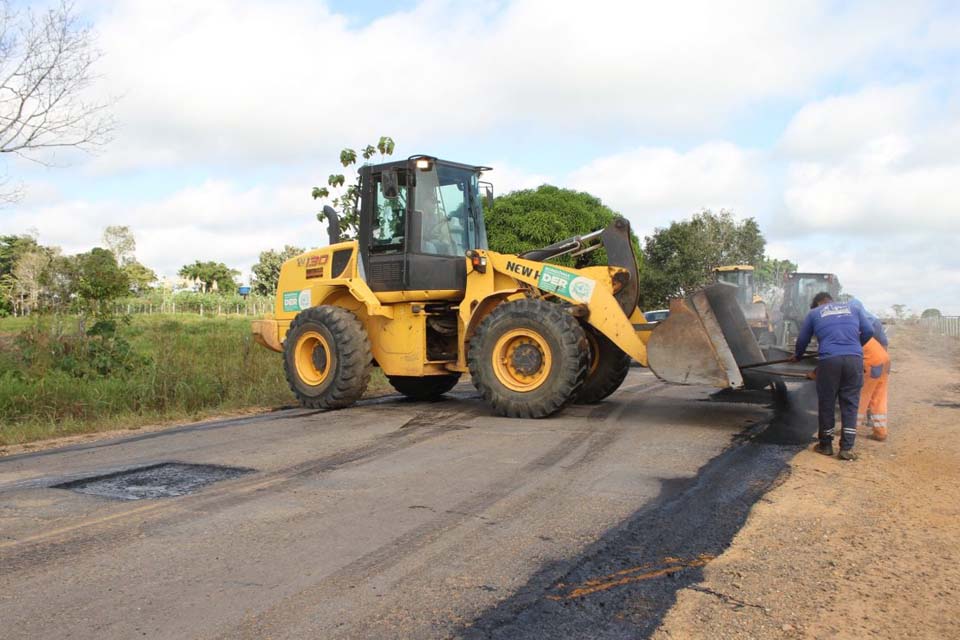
[0,369,793,639]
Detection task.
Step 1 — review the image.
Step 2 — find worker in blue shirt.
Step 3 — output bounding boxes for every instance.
[791,292,875,460]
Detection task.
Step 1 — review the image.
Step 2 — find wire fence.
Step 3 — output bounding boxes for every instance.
[921,315,960,338]
[112,298,274,317]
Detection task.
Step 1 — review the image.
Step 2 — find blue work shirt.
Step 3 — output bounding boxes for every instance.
[848,298,889,348]
[795,302,875,360]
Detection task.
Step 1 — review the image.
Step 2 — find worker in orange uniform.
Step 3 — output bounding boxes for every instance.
[850,299,890,441]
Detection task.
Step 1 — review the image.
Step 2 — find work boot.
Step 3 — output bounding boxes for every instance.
[871,427,888,441]
[838,449,858,461]
[814,442,834,456]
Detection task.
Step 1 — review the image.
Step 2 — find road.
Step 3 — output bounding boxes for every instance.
[0,369,795,639]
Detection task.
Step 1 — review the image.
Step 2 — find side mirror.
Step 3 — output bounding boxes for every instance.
[381,169,399,199]
[480,181,494,208]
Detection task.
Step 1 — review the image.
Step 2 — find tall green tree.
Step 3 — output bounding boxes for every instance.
[75,248,129,309]
[101,226,157,294]
[178,261,240,294]
[312,136,395,240]
[123,261,158,293]
[640,209,766,308]
[486,185,637,267]
[251,245,305,296]
[0,234,48,314]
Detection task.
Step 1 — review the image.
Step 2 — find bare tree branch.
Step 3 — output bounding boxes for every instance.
[0,0,114,202]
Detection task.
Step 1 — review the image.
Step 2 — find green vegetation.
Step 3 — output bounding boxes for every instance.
[0,314,387,446]
[178,260,241,294]
[486,185,640,268]
[251,246,305,296]
[640,209,773,309]
[313,136,396,240]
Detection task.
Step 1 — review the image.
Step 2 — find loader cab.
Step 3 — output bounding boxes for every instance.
[777,272,842,346]
[358,155,491,298]
[714,265,756,308]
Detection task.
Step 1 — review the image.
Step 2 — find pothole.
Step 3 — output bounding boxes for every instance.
[54,462,254,500]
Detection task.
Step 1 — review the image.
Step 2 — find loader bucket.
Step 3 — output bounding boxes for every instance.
[646,282,768,389]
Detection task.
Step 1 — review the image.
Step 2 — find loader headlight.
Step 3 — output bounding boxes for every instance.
[466,250,487,273]
[415,158,433,170]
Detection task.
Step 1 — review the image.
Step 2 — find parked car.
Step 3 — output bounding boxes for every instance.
[644,309,670,323]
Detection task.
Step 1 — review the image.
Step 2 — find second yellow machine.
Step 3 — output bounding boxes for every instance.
[254,155,771,418]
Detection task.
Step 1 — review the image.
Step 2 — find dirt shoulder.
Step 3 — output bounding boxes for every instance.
[653,327,960,639]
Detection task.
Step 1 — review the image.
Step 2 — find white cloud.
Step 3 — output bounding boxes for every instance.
[486,162,554,194]
[1,179,327,280]
[568,142,764,235]
[79,0,954,173]
[768,235,960,316]
[779,85,929,160]
[778,83,960,234]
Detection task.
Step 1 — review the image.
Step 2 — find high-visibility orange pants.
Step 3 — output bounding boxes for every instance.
[858,338,890,429]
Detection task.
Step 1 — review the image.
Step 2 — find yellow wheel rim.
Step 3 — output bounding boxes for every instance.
[294,330,331,386]
[492,328,552,392]
[585,330,600,376]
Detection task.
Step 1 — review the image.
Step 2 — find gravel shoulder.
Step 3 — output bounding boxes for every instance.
[653,327,960,639]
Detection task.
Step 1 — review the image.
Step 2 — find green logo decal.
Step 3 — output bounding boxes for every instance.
[537,265,596,303]
[283,289,312,312]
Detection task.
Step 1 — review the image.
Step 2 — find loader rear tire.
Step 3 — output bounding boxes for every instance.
[388,374,461,401]
[575,326,631,404]
[469,299,588,418]
[283,305,371,410]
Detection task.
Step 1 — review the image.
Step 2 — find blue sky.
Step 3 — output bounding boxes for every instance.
[2,0,959,314]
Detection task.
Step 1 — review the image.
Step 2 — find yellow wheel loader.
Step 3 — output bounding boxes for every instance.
[253,155,798,417]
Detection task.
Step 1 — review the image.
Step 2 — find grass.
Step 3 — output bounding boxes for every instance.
[0,314,390,447]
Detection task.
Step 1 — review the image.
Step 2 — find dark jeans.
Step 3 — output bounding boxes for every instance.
[816,355,864,450]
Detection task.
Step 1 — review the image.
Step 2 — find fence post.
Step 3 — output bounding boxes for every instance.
[200,304,204,317]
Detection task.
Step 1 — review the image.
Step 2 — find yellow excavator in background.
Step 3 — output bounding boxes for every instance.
[253,155,792,418]
[713,265,776,347]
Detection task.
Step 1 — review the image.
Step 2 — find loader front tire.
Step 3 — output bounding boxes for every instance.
[388,374,461,401]
[469,299,588,418]
[575,326,631,404]
[283,305,371,409]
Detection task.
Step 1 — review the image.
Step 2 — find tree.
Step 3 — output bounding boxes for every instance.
[0,1,114,201]
[123,261,157,293]
[103,226,136,265]
[251,245,304,296]
[921,308,942,319]
[43,251,79,310]
[891,304,908,320]
[0,233,43,314]
[312,136,395,240]
[75,247,128,309]
[486,185,634,267]
[10,247,50,314]
[640,209,766,308]
[178,260,240,294]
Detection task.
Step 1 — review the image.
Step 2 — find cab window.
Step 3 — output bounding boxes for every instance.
[371,174,407,254]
